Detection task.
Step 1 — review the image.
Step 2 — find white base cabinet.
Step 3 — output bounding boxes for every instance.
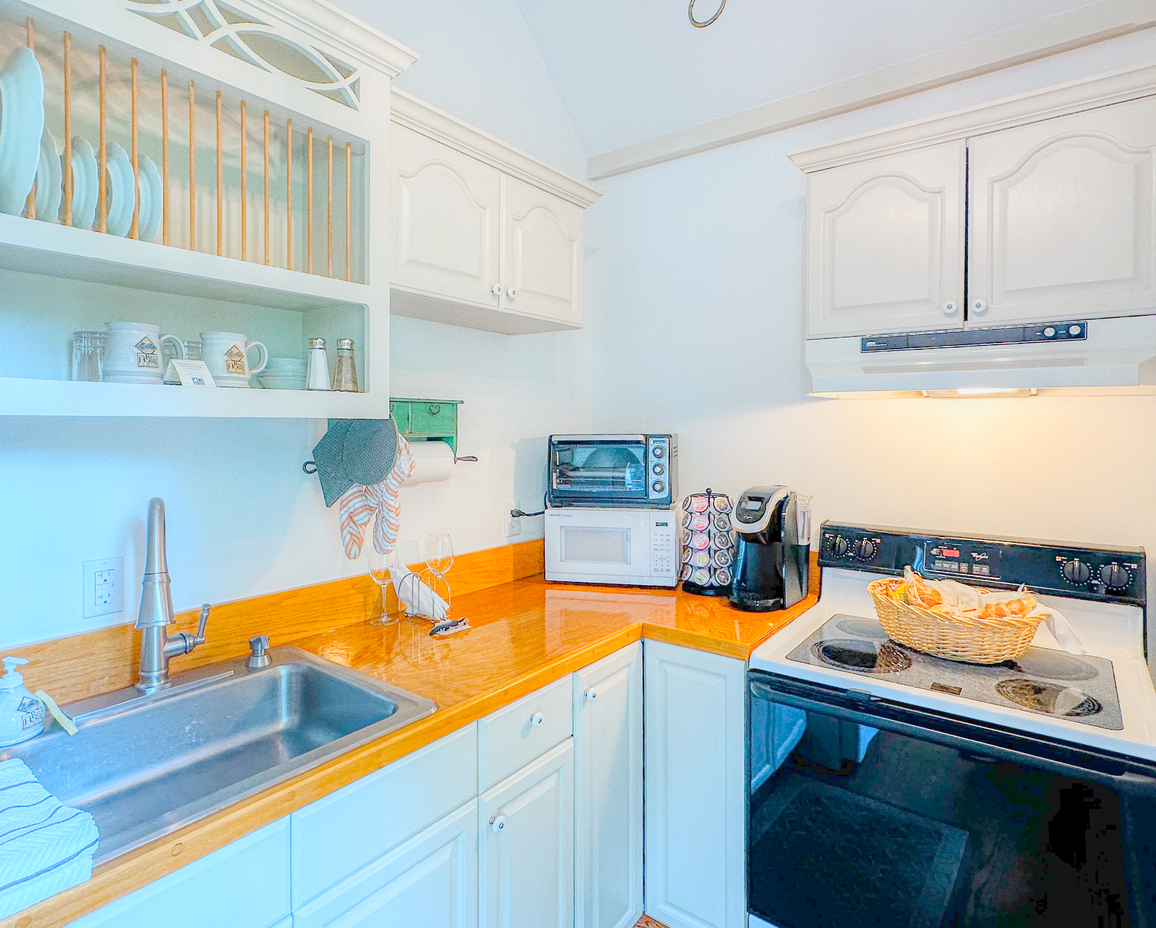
[574,642,644,928]
[480,739,574,928]
[643,640,748,928]
[293,800,478,928]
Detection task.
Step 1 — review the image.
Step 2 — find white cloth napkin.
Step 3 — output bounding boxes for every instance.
[0,758,99,918]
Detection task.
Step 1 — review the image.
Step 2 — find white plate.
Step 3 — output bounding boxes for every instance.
[105,143,135,237]
[34,126,61,223]
[138,155,162,242]
[64,136,98,229]
[0,47,44,215]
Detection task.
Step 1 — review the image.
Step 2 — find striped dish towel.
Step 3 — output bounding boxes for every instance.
[338,434,416,558]
[0,758,99,919]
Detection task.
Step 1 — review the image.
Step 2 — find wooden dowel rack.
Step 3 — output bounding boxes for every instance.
[161,69,169,245]
[188,81,196,250]
[286,119,293,270]
[240,101,247,261]
[24,19,35,220]
[307,127,314,274]
[327,135,333,278]
[98,46,107,233]
[263,109,270,266]
[216,91,223,256]
[130,59,139,240]
[345,142,352,282]
[62,32,72,228]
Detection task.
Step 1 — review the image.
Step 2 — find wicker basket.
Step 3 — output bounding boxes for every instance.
[867,577,1044,663]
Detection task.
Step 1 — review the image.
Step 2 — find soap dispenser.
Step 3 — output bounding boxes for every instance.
[0,657,45,747]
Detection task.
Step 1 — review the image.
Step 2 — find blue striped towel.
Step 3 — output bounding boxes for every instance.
[0,758,99,919]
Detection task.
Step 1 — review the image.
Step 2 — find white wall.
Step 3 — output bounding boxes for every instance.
[0,0,590,650]
[586,30,1156,569]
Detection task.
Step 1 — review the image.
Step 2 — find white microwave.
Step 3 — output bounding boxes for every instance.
[545,507,678,587]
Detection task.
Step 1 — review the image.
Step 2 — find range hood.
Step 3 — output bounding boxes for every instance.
[806,317,1156,397]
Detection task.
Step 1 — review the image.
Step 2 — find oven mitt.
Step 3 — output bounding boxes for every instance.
[338,434,416,559]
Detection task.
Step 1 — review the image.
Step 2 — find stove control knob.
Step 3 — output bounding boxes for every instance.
[1100,564,1130,590]
[1063,559,1091,584]
[852,538,878,561]
[831,536,850,557]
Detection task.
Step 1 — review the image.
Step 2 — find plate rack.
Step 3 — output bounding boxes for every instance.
[0,0,417,417]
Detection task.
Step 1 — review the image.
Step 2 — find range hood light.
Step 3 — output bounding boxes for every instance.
[921,388,1039,398]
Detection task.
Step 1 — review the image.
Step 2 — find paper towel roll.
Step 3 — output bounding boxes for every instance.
[406,439,456,486]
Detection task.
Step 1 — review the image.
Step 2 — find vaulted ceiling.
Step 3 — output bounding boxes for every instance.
[514,0,1096,156]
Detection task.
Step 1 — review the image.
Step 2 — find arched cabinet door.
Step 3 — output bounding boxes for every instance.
[501,176,584,327]
[391,123,502,309]
[968,95,1156,325]
[806,141,966,337]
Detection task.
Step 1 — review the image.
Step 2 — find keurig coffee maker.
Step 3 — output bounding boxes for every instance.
[728,485,809,612]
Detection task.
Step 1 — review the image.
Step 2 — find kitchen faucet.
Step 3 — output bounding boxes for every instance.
[136,497,210,694]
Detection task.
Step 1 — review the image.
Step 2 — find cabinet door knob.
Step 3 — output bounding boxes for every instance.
[943,300,958,316]
[971,299,988,315]
[506,287,517,299]
[530,711,544,728]
[490,815,506,833]
[490,284,502,297]
[584,688,597,702]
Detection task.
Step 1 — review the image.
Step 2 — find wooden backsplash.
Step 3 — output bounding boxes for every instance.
[18,539,544,705]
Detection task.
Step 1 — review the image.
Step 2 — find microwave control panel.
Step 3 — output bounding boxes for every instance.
[651,515,677,579]
[817,522,1145,606]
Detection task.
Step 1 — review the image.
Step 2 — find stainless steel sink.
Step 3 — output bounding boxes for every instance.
[3,647,436,865]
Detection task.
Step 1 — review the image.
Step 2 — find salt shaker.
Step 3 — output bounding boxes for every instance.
[331,338,359,392]
[306,337,331,391]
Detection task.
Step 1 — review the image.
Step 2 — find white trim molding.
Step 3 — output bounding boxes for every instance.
[587,0,1156,180]
[391,88,602,208]
[790,64,1156,173]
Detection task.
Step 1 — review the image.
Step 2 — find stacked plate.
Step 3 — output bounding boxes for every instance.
[0,47,45,216]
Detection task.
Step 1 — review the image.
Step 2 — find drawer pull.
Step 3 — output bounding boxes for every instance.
[584,688,597,702]
[490,814,506,833]
[530,711,544,728]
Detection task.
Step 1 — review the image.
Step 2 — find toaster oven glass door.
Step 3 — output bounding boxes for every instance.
[551,439,649,505]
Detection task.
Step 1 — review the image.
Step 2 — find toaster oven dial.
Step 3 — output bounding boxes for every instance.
[1100,564,1130,590]
[652,463,666,476]
[852,538,878,561]
[652,481,666,494]
[652,446,665,458]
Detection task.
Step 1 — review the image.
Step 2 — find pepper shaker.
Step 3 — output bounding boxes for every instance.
[331,338,359,392]
[306,337,330,391]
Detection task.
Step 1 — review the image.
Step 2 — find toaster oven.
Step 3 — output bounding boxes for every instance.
[547,434,677,509]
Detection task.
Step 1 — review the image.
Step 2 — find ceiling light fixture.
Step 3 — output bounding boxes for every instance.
[689,0,726,28]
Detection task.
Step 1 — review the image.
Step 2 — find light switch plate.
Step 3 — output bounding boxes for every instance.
[83,557,125,619]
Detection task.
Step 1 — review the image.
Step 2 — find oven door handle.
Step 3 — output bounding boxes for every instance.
[749,673,1156,800]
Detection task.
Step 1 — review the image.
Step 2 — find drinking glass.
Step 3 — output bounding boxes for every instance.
[427,533,454,574]
[368,548,400,626]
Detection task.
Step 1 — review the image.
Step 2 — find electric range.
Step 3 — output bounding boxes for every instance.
[749,522,1156,760]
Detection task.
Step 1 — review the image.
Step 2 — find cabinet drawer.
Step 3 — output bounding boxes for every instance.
[478,676,572,792]
[291,724,478,908]
[70,819,289,928]
[408,401,457,437]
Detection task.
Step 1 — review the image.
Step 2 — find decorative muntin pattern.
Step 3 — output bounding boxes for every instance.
[124,0,360,108]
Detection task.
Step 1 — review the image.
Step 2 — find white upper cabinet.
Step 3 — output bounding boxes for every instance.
[968,94,1156,325]
[502,176,585,328]
[391,124,502,311]
[390,89,600,335]
[806,142,966,337]
[793,67,1156,340]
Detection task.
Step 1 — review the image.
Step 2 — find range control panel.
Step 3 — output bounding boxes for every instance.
[818,522,1145,606]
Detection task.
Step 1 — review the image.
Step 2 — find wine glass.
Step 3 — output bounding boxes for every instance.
[368,548,399,626]
[427,533,454,574]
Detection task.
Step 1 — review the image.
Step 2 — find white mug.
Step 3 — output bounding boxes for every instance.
[200,332,268,387]
[103,322,184,384]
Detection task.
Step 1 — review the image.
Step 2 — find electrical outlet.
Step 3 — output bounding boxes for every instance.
[505,500,521,538]
[83,557,124,619]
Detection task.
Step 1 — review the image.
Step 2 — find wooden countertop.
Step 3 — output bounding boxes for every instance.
[6,561,819,928]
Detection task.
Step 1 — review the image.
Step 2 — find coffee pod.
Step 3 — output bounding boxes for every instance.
[710,531,734,550]
[681,564,693,582]
[681,545,693,564]
[681,511,694,529]
[712,495,733,514]
[690,550,712,569]
[691,567,712,586]
[714,567,732,586]
[689,513,710,532]
[682,496,696,512]
[689,495,710,513]
[689,532,711,551]
[712,548,733,568]
[713,512,732,533]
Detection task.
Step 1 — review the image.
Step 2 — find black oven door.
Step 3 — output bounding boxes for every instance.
[747,672,1156,928]
[548,436,650,507]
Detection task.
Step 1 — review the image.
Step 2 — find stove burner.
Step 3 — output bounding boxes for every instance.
[834,617,889,640]
[1000,651,1098,681]
[995,679,1103,718]
[813,639,912,674]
